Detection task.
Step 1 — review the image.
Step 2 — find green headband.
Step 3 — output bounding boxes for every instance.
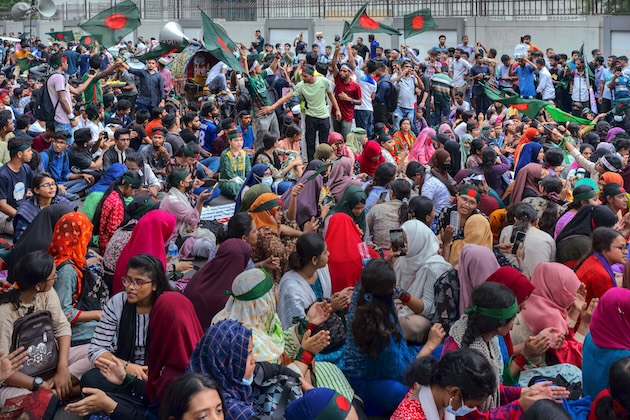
[122,173,142,189]
[459,186,481,203]
[250,198,281,213]
[170,170,190,186]
[183,144,199,158]
[303,66,315,75]
[465,300,519,320]
[228,131,240,140]
[130,196,159,219]
[574,190,596,203]
[304,161,334,183]
[352,128,366,135]
[9,143,31,154]
[225,270,273,301]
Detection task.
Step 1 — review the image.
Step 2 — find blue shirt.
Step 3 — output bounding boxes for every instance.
[79,53,91,77]
[198,117,218,153]
[40,148,71,183]
[237,124,254,150]
[128,68,165,108]
[515,64,536,97]
[64,50,80,76]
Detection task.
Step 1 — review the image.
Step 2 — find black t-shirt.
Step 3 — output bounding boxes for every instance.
[356,44,370,60]
[0,163,32,209]
[68,145,93,171]
[130,123,147,151]
[180,128,197,144]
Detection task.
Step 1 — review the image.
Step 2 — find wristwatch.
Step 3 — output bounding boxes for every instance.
[32,376,43,391]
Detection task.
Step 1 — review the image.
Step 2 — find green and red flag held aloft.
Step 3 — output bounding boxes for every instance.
[341,21,353,44]
[80,35,96,46]
[79,0,141,48]
[482,82,549,119]
[403,9,437,38]
[544,106,594,125]
[201,10,245,73]
[46,31,74,43]
[342,2,401,45]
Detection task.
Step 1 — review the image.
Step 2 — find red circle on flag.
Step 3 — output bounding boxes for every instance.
[84,36,92,44]
[56,33,64,39]
[336,395,351,411]
[217,36,229,51]
[358,14,381,30]
[411,16,425,30]
[104,13,127,30]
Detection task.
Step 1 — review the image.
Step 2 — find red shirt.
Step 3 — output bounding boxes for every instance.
[32,133,51,153]
[334,74,361,123]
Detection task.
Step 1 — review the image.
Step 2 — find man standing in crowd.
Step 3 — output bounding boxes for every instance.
[331,43,362,139]
[449,48,472,100]
[120,58,164,112]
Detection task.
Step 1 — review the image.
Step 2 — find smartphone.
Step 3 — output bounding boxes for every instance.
[449,211,460,230]
[379,191,388,202]
[202,179,217,188]
[512,231,526,254]
[322,195,334,206]
[390,228,406,256]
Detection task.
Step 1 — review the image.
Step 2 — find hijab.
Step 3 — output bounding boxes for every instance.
[513,127,539,166]
[282,160,324,228]
[235,164,270,212]
[486,266,535,306]
[514,142,542,175]
[328,157,362,203]
[113,210,176,294]
[146,292,202,402]
[213,269,284,362]
[325,212,378,293]
[448,214,493,267]
[520,262,581,335]
[9,203,72,282]
[556,205,618,243]
[328,185,366,232]
[346,128,366,155]
[357,140,385,177]
[509,163,542,204]
[409,127,436,165]
[606,127,625,143]
[439,123,456,141]
[89,163,127,193]
[187,320,255,419]
[459,133,473,169]
[600,172,624,186]
[48,212,93,285]
[250,193,282,231]
[184,239,252,331]
[428,149,457,195]
[122,195,160,227]
[589,288,630,350]
[458,244,501,314]
[239,184,272,212]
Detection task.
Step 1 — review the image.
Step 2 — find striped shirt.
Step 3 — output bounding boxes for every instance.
[431,73,454,103]
[88,292,150,365]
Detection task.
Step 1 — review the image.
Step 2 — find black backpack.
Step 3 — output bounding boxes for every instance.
[33,74,60,123]
[57,260,109,311]
[11,310,59,378]
[377,77,399,113]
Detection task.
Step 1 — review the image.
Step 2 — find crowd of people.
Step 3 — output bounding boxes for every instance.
[0,27,627,420]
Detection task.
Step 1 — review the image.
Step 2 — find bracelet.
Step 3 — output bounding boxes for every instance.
[400,290,411,304]
[296,348,314,365]
[514,354,528,370]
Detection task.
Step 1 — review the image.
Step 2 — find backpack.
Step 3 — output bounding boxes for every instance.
[33,74,60,123]
[378,77,399,113]
[57,260,109,312]
[10,310,59,378]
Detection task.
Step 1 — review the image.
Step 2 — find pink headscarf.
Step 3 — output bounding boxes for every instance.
[328,131,355,164]
[439,124,455,141]
[589,288,630,350]
[520,262,581,335]
[606,127,626,143]
[409,127,436,165]
[458,244,500,314]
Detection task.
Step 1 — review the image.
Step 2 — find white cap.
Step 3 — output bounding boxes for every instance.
[158,57,171,65]
[291,104,301,115]
[315,32,323,37]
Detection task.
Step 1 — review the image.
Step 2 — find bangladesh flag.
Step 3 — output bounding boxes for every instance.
[79,0,141,48]
[613,97,630,115]
[404,9,437,38]
[342,2,400,45]
[482,82,548,118]
[341,21,353,44]
[201,11,245,73]
[46,31,74,43]
[80,35,97,47]
[544,105,594,125]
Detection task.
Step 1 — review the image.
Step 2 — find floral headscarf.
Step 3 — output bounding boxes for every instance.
[48,212,93,291]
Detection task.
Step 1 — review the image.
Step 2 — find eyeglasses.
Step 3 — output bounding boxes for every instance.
[47,273,58,282]
[39,182,56,188]
[612,245,628,252]
[122,276,153,288]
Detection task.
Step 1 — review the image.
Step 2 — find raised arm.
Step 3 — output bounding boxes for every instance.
[331,43,340,78]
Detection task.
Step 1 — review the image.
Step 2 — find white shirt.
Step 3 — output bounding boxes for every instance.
[449,58,472,87]
[354,67,377,112]
[571,71,590,102]
[537,67,556,100]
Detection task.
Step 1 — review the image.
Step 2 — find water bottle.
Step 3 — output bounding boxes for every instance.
[167,241,179,264]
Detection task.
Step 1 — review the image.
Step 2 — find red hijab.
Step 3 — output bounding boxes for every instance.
[357,140,384,177]
[486,266,535,306]
[146,292,202,402]
[325,212,379,293]
[113,210,176,294]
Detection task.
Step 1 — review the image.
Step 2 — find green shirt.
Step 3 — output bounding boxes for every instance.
[293,76,331,119]
[245,68,273,114]
[82,72,102,105]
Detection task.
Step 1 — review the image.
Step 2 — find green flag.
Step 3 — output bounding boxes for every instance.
[341,21,353,45]
[613,97,630,115]
[482,82,548,118]
[201,11,245,73]
[343,2,401,43]
[79,0,141,48]
[544,105,594,125]
[46,31,74,43]
[404,9,437,38]
[80,35,97,47]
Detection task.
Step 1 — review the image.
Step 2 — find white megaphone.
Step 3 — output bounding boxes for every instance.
[10,2,32,20]
[159,22,189,50]
[37,0,57,18]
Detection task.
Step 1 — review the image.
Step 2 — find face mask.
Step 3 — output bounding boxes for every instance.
[614,115,624,122]
[241,376,254,386]
[261,176,273,186]
[445,397,477,416]
[439,162,451,171]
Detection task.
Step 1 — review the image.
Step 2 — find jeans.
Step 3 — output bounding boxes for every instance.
[332,119,353,140]
[393,106,417,134]
[305,115,330,161]
[472,92,489,115]
[199,157,220,176]
[62,178,90,201]
[433,98,450,125]
[354,110,373,137]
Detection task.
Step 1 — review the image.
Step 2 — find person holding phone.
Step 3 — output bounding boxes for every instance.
[436,185,483,246]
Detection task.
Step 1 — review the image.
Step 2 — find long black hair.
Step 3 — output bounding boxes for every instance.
[538,175,563,236]
[93,170,141,233]
[160,372,224,420]
[390,179,411,224]
[253,133,280,169]
[288,232,326,271]
[0,251,54,309]
[217,212,254,244]
[31,172,58,201]
[595,356,630,420]
[574,227,623,271]
[510,202,537,242]
[409,196,434,226]
[365,162,396,195]
[461,282,516,349]
[404,348,497,401]
[353,259,401,357]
